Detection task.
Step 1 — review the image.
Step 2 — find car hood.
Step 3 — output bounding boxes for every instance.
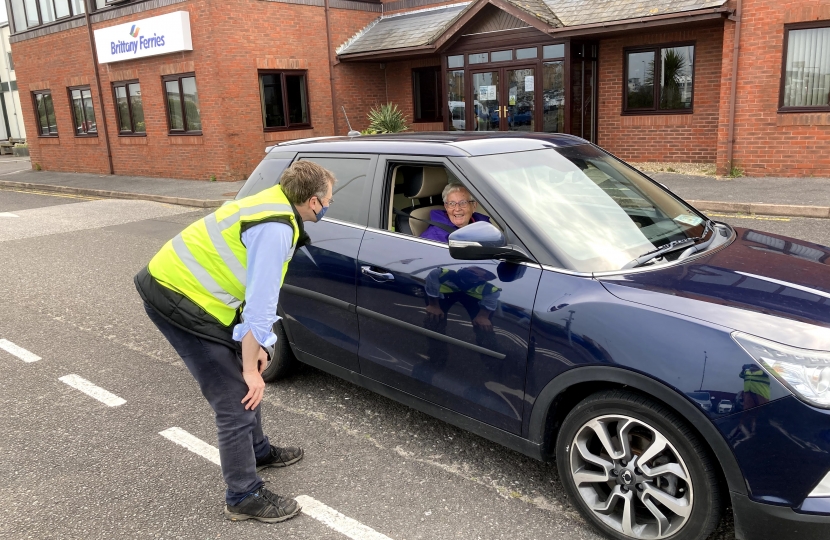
[599,227,830,350]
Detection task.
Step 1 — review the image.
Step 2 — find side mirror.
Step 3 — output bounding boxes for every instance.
[448,221,532,262]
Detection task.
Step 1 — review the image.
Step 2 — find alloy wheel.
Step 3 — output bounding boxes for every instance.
[569,414,693,539]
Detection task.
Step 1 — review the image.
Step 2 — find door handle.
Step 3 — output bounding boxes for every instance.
[361,266,395,282]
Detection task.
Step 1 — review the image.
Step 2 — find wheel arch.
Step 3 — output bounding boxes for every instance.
[528,366,747,496]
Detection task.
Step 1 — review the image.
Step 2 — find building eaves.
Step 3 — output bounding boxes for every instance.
[544,0,729,27]
[337,2,470,56]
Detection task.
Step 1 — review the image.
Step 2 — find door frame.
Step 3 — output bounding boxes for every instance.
[467,63,539,131]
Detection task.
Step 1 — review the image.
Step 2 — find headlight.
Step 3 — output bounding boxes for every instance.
[732,332,830,409]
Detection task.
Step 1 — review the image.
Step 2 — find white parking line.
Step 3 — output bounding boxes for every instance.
[58,374,126,407]
[159,429,394,539]
[159,427,221,466]
[0,339,41,362]
[295,495,394,540]
[0,212,19,218]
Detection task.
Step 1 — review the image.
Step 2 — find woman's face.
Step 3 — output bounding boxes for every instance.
[445,189,477,228]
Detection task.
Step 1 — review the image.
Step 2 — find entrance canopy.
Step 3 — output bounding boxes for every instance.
[336,0,729,62]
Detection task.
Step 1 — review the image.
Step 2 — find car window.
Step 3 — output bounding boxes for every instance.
[299,156,373,226]
[235,152,295,199]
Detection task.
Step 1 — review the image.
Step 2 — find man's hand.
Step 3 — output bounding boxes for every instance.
[425,299,445,322]
[241,330,267,410]
[473,311,493,331]
[242,370,266,410]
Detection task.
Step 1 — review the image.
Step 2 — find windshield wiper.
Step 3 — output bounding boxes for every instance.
[622,220,714,270]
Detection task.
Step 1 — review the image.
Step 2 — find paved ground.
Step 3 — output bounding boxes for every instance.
[650,172,830,207]
[2,183,829,540]
[0,157,245,201]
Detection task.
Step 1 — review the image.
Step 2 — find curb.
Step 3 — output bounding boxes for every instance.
[687,200,830,219]
[0,180,228,208]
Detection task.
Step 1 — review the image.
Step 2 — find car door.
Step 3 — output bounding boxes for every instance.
[279,153,377,373]
[355,155,542,435]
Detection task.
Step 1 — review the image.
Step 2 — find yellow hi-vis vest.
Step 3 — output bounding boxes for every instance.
[147,185,300,327]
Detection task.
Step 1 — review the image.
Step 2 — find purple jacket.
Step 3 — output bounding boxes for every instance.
[419,209,491,243]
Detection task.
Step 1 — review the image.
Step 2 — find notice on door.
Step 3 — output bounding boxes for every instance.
[479,85,497,100]
[525,76,535,92]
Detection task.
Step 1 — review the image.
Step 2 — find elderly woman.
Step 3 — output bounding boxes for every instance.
[420,184,491,243]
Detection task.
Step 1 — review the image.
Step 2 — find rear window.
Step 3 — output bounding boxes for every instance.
[235,152,295,199]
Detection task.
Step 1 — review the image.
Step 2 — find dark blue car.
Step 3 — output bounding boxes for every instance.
[237,133,830,540]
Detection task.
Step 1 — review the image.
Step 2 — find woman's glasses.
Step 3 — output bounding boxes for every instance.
[445,200,475,209]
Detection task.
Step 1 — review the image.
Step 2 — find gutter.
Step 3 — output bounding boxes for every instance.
[726,0,742,174]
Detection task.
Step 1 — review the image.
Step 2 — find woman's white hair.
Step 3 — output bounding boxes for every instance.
[441,183,473,203]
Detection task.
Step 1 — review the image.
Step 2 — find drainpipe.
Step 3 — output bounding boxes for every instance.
[83,0,114,175]
[725,0,742,173]
[324,0,340,135]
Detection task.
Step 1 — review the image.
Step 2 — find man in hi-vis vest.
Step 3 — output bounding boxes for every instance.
[135,161,335,523]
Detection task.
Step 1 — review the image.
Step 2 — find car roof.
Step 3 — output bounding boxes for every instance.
[272,132,589,157]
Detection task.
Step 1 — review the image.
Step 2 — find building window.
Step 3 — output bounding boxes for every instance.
[69,86,97,136]
[33,90,57,136]
[412,67,442,123]
[624,44,695,113]
[259,71,311,131]
[163,74,202,134]
[447,70,465,130]
[113,81,145,135]
[781,24,830,110]
[9,0,84,32]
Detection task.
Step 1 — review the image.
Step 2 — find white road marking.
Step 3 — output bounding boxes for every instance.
[0,339,41,362]
[0,212,19,218]
[157,429,393,539]
[159,427,221,466]
[0,169,25,176]
[58,374,126,407]
[295,496,394,540]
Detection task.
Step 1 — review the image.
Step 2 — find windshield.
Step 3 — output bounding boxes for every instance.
[468,145,708,272]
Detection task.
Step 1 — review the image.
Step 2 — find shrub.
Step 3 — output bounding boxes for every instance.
[367,103,409,134]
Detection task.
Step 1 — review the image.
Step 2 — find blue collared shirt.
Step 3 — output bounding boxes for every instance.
[231,221,294,347]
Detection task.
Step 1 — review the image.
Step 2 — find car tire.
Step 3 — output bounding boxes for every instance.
[555,389,722,540]
[261,320,297,383]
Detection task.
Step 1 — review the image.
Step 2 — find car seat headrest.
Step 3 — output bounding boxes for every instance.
[403,166,448,199]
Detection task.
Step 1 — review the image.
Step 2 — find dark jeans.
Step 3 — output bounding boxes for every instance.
[143,302,270,505]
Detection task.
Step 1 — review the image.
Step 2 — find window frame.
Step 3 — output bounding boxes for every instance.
[32,89,58,137]
[10,0,83,33]
[778,21,830,113]
[412,66,443,123]
[67,85,98,137]
[258,70,313,132]
[162,72,202,136]
[112,79,146,136]
[622,41,696,115]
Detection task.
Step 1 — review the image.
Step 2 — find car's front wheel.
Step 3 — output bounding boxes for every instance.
[556,390,722,540]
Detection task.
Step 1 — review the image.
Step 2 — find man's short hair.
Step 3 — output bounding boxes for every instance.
[279,161,336,205]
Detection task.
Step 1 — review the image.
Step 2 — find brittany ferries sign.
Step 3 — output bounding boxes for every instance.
[94,11,192,64]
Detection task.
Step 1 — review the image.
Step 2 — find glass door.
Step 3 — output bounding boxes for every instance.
[506,67,535,132]
[472,71,501,131]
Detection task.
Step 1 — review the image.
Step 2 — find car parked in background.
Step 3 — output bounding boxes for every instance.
[238,132,830,540]
[718,399,734,414]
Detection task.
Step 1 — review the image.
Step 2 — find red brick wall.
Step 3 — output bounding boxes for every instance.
[597,23,725,164]
[12,0,380,180]
[716,0,830,176]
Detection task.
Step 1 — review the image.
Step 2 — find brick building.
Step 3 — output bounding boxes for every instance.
[5,0,830,180]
